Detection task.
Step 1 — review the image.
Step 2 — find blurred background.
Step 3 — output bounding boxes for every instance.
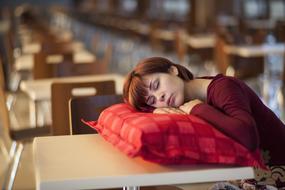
[0,0,285,189]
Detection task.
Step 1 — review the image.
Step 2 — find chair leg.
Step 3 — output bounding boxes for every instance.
[8,141,17,159]
[6,93,20,129]
[0,140,10,161]
[2,143,24,190]
[123,187,140,190]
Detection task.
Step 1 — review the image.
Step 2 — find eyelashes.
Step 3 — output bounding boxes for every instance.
[146,96,156,105]
[152,79,159,90]
[147,78,160,106]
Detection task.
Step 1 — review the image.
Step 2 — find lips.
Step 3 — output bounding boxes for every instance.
[167,94,175,107]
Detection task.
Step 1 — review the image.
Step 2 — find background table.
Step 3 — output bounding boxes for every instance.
[185,34,216,49]
[33,134,255,190]
[20,74,124,126]
[224,43,285,57]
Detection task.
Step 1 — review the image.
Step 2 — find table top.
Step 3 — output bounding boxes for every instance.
[155,29,175,41]
[33,134,254,190]
[20,74,124,101]
[185,34,216,49]
[225,43,285,57]
[15,48,95,71]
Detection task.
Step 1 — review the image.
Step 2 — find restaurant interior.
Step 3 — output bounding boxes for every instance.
[0,0,285,189]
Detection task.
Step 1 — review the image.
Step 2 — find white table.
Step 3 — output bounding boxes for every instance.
[224,43,285,57]
[155,29,175,41]
[20,74,124,126]
[20,74,124,101]
[185,34,216,49]
[15,49,95,71]
[33,134,254,190]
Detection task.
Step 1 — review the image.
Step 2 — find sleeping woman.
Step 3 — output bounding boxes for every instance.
[123,56,285,166]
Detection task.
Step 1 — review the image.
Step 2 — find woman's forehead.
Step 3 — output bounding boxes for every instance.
[143,72,166,80]
[143,72,171,82]
[142,73,155,83]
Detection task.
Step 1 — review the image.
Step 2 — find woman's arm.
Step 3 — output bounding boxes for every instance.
[189,78,260,151]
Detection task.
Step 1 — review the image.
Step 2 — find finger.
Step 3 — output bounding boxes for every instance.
[168,108,186,114]
[177,109,187,114]
[162,108,174,114]
[163,108,185,114]
[153,109,169,114]
[179,106,189,114]
[154,108,182,114]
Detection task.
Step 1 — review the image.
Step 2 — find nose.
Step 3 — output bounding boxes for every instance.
[159,93,166,102]
[155,91,166,102]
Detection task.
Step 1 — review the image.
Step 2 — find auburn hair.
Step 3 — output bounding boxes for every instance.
[123,57,194,111]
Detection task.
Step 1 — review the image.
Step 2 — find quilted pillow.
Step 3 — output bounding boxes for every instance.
[82,103,265,168]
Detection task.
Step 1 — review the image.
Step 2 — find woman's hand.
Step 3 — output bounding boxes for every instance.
[179,99,203,114]
[153,107,187,114]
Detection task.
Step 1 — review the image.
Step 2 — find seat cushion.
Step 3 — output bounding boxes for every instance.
[83,103,265,168]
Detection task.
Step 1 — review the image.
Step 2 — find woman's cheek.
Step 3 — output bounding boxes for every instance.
[176,95,184,107]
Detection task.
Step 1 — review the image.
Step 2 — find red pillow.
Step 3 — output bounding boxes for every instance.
[82,103,265,168]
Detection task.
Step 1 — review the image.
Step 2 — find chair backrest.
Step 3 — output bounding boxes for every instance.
[214,33,230,75]
[33,51,73,79]
[69,94,123,135]
[275,20,285,42]
[0,64,12,151]
[52,60,108,78]
[283,51,285,87]
[0,58,5,89]
[41,41,76,54]
[33,51,108,79]
[51,80,116,135]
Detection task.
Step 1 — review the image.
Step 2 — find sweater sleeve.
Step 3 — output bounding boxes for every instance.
[190,78,260,151]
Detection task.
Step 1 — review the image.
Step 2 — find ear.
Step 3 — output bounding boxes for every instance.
[168,66,179,76]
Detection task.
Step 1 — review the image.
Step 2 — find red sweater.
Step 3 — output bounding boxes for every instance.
[191,74,285,165]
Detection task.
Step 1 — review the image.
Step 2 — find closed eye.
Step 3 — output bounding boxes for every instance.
[146,96,156,105]
[153,79,159,90]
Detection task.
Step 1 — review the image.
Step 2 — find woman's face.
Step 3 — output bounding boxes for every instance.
[142,67,185,108]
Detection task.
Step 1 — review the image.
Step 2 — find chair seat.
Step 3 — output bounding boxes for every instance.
[10,126,51,141]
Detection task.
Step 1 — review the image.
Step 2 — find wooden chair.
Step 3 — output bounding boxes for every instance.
[52,60,109,78]
[51,80,116,136]
[174,30,187,62]
[32,40,78,79]
[0,57,5,90]
[41,41,76,53]
[2,27,17,90]
[215,32,264,79]
[0,56,50,140]
[0,68,50,190]
[33,48,109,79]
[69,94,123,135]
[275,20,285,42]
[283,51,285,89]
[33,51,73,79]
[214,33,230,75]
